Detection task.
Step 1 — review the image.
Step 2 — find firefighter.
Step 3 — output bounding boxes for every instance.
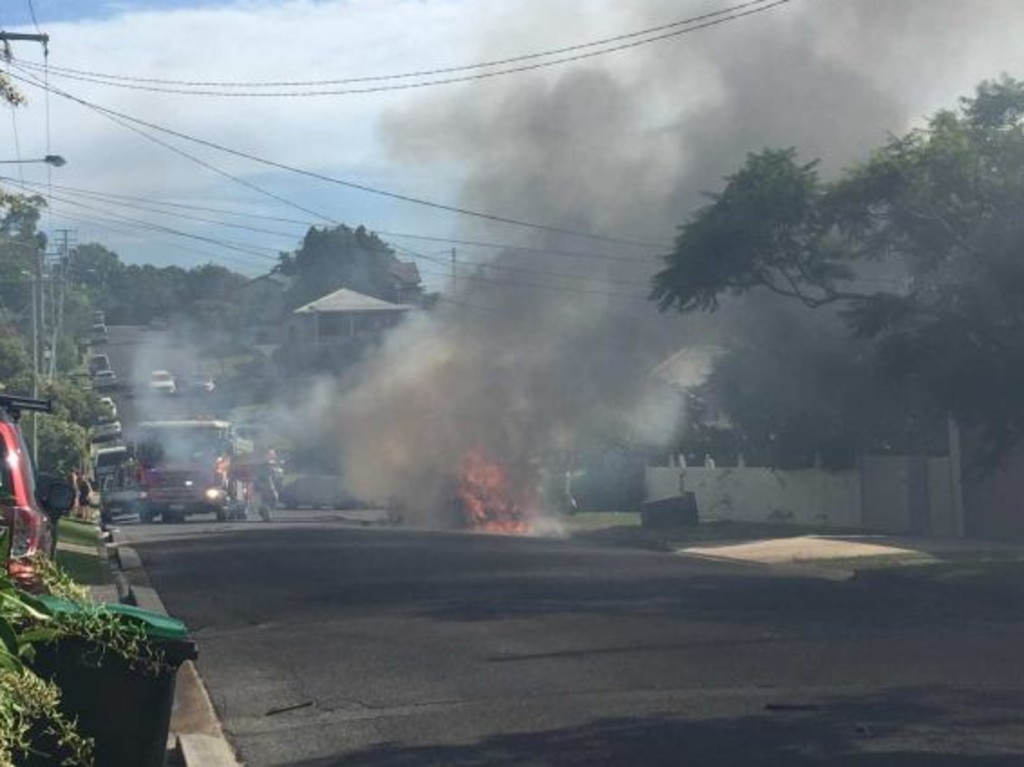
[251,448,279,521]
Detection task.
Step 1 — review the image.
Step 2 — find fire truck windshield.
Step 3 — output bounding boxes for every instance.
[137,424,231,467]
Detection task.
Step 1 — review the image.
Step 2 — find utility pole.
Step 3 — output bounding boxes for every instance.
[451,247,457,294]
[0,30,50,464]
[47,229,74,380]
[30,263,39,464]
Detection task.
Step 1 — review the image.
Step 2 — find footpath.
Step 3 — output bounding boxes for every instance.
[679,533,1024,570]
[676,531,1024,599]
[56,517,241,767]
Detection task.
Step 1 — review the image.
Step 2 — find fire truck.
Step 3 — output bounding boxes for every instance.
[134,419,252,523]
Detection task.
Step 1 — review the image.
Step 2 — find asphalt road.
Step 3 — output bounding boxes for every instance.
[114,512,1024,766]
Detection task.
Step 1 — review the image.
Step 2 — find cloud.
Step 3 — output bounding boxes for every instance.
[3,0,1024,276]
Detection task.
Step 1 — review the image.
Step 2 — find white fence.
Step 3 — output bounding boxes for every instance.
[646,456,962,535]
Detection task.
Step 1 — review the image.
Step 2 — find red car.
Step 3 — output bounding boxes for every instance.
[0,395,75,588]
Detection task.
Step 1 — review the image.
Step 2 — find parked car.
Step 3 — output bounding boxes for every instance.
[90,323,109,344]
[148,370,177,395]
[92,370,119,391]
[97,396,118,421]
[88,353,111,376]
[89,420,122,444]
[91,310,106,325]
[0,395,75,587]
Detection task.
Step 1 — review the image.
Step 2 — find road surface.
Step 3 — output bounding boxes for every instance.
[115,512,1024,766]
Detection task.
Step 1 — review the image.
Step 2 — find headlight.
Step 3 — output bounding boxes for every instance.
[204,488,223,501]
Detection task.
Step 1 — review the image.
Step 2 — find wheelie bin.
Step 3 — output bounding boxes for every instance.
[26,597,198,767]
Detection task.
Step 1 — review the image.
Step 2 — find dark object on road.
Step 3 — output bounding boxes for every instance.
[764,702,822,712]
[279,474,361,509]
[265,700,314,716]
[26,598,198,767]
[641,493,699,528]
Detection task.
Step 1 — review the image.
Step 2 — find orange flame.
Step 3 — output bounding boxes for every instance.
[457,448,535,534]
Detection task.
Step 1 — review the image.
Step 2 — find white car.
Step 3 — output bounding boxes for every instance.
[98,396,118,421]
[149,370,177,395]
[92,370,118,391]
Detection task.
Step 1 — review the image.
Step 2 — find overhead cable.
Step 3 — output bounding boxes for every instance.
[10,0,791,96]
[7,65,670,249]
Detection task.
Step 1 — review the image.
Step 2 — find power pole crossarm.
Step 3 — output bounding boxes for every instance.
[0,32,49,44]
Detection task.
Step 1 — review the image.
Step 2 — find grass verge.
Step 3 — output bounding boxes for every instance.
[55,519,110,586]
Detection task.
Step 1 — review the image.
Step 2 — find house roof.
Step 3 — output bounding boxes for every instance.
[651,346,723,389]
[293,287,413,315]
[389,260,421,286]
[242,272,293,291]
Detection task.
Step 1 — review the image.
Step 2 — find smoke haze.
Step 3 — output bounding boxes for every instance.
[332,0,1024,525]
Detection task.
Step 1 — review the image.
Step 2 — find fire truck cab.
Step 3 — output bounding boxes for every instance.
[134,419,252,523]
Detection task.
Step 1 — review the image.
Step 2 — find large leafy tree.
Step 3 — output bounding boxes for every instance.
[279,224,417,308]
[653,77,1024,458]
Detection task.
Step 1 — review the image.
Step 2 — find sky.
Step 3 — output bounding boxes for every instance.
[2,0,1024,285]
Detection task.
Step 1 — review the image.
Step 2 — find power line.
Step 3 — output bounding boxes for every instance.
[1,176,317,226]
[9,65,340,227]
[30,174,654,289]
[10,0,791,96]
[50,206,270,271]
[35,190,281,261]
[0,175,654,264]
[378,230,645,264]
[7,65,669,249]
[1,175,304,240]
[402,245,648,300]
[25,0,41,35]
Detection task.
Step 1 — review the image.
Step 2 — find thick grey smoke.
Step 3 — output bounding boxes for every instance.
[333,0,1024,525]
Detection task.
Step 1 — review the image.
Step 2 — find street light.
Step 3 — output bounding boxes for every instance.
[0,155,66,167]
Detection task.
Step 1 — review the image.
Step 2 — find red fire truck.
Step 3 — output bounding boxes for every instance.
[134,419,252,523]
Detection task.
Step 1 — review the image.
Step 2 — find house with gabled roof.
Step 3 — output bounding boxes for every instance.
[288,287,413,349]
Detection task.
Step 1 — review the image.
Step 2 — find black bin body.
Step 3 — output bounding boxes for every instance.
[641,493,699,528]
[26,599,197,767]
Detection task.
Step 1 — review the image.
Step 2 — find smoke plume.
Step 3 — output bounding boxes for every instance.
[332,0,1024,525]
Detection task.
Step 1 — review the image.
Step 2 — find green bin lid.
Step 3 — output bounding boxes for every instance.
[37,595,190,641]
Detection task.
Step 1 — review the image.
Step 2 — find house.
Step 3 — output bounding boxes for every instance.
[288,287,413,349]
[388,259,423,304]
[237,271,293,345]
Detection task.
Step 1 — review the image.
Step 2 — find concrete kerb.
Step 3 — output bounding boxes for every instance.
[104,539,243,767]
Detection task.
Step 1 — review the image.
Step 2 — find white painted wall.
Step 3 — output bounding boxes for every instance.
[646,458,962,534]
[685,467,862,528]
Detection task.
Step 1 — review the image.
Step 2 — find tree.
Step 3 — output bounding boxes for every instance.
[280,224,419,308]
[653,77,1024,458]
[35,416,88,476]
[0,334,30,383]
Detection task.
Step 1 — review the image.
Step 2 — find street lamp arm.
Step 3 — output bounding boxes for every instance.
[0,155,66,167]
